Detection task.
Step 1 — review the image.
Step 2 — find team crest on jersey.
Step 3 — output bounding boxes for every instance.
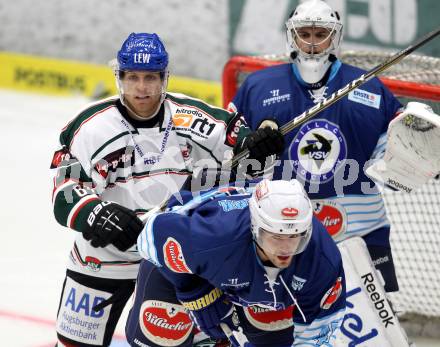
[85,256,102,272]
[289,119,347,183]
[291,275,307,291]
[313,200,347,239]
[320,277,343,309]
[163,237,192,274]
[139,300,193,346]
[244,305,294,331]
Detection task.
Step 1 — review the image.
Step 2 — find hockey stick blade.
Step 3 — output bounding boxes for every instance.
[231,26,440,167]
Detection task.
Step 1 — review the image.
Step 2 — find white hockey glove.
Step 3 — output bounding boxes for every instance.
[366,102,440,193]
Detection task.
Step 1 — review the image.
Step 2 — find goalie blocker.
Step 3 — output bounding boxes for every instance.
[336,237,410,347]
[366,102,440,193]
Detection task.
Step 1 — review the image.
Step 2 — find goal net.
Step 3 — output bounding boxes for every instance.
[222,51,440,334]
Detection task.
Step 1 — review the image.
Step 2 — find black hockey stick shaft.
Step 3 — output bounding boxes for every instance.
[231,26,440,167]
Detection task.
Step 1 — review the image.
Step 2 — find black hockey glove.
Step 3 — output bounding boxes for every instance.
[234,126,284,177]
[82,201,143,251]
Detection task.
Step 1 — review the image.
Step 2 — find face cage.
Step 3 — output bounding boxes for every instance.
[287,20,342,59]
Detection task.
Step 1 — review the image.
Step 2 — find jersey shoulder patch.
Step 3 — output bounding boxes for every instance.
[163,237,193,274]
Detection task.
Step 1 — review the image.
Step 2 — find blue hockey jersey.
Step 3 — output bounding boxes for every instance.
[138,186,346,346]
[230,61,403,245]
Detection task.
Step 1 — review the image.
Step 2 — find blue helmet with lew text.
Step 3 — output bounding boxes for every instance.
[117,32,168,72]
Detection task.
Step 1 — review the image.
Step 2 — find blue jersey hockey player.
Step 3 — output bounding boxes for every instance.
[228,0,403,293]
[126,179,346,347]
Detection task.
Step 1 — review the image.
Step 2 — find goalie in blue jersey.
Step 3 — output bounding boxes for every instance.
[228,0,400,293]
[126,179,346,346]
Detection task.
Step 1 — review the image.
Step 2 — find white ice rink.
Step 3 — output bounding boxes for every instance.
[0,89,438,346]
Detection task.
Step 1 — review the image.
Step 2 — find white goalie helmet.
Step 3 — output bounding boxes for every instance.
[249,179,313,256]
[286,0,343,84]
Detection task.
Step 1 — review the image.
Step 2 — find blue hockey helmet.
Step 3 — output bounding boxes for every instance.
[117,33,168,72]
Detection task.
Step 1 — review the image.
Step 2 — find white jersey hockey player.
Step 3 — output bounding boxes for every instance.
[50,32,284,347]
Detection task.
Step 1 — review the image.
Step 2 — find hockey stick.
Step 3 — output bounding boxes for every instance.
[219,323,248,347]
[231,26,440,167]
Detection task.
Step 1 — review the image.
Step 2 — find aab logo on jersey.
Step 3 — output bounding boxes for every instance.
[289,119,347,183]
[64,287,106,318]
[163,237,192,273]
[172,108,218,138]
[94,146,135,179]
[313,200,347,239]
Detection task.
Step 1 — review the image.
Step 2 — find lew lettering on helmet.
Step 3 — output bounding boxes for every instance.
[109,32,169,117]
[249,179,313,256]
[286,0,343,84]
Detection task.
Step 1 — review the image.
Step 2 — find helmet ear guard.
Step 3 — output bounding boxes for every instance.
[249,179,313,255]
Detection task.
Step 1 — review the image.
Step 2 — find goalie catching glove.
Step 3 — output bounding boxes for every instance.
[366,102,440,193]
[82,201,144,251]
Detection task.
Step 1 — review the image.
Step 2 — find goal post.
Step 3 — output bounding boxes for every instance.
[222,52,440,107]
[221,51,440,337]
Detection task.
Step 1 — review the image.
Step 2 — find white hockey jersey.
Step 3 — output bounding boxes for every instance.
[50,93,249,279]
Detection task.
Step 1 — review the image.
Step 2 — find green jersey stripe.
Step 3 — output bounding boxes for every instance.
[167,93,233,124]
[60,99,118,148]
[91,131,132,160]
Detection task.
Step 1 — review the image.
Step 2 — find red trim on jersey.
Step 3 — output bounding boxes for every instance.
[69,196,100,229]
[69,105,116,148]
[52,178,79,200]
[168,99,228,127]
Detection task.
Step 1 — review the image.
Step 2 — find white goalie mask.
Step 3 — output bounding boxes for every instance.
[286,0,343,84]
[249,179,313,256]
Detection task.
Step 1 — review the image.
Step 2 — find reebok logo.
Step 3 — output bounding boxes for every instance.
[387,178,412,193]
[361,273,395,328]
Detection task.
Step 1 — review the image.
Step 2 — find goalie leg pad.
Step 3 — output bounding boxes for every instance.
[336,237,410,347]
